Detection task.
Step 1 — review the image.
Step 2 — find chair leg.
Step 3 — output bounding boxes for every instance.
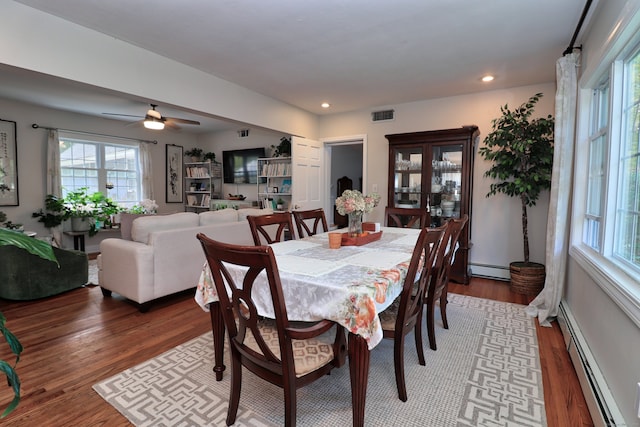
[440,292,449,330]
[394,334,408,402]
[283,380,297,427]
[414,310,426,366]
[226,355,242,426]
[426,302,437,351]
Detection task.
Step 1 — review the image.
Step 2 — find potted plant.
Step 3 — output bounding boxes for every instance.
[203,152,217,163]
[271,136,291,157]
[0,228,58,418]
[478,93,554,295]
[185,148,203,162]
[33,188,121,236]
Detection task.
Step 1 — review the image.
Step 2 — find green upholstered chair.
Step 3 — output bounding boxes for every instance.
[0,245,88,300]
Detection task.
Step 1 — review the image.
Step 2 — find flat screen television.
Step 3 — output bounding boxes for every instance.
[222,147,266,184]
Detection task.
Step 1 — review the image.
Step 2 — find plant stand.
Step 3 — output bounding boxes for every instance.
[509,261,545,295]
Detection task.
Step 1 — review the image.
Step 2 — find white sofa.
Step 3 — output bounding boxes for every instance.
[97,208,272,311]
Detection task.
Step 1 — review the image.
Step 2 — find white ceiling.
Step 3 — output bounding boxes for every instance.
[4,0,590,133]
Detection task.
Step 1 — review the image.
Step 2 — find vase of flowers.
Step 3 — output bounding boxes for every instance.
[335,189,380,237]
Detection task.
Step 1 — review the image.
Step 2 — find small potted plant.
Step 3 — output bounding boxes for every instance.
[185,148,203,162]
[203,152,217,163]
[276,198,285,210]
[271,137,291,157]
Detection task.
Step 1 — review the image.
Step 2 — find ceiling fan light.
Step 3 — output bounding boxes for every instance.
[144,119,164,130]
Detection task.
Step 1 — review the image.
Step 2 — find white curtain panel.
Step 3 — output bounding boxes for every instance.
[526,51,580,326]
[46,129,63,246]
[139,141,154,200]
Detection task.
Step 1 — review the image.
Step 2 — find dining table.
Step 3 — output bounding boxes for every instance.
[195,226,422,427]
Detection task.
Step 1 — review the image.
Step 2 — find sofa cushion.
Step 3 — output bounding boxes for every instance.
[119,213,153,240]
[132,212,199,244]
[237,207,274,222]
[199,208,239,226]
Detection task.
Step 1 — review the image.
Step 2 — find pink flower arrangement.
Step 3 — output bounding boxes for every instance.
[335,190,380,215]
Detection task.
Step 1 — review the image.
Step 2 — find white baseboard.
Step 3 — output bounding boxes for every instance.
[469,262,510,281]
[558,301,625,426]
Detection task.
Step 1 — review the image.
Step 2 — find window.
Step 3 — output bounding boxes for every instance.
[584,83,609,250]
[59,136,141,209]
[582,43,640,275]
[615,49,640,268]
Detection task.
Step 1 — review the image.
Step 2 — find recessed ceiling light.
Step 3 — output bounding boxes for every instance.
[321,102,330,108]
[481,75,495,82]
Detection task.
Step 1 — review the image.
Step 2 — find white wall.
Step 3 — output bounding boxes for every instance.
[318,84,556,273]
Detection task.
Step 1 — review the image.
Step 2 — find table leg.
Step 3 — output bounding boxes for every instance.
[348,332,370,427]
[209,301,226,381]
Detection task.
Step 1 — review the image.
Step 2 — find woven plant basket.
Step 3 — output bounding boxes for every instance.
[509,262,545,295]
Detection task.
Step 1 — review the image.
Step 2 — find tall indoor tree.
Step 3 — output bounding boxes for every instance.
[479,93,554,293]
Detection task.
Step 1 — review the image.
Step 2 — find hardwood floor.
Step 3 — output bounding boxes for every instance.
[0,275,593,426]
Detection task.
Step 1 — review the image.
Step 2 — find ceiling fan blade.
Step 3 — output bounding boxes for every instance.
[103,112,144,118]
[163,120,182,130]
[164,117,200,125]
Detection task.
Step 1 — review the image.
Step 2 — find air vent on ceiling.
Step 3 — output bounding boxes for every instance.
[237,129,250,138]
[371,109,395,122]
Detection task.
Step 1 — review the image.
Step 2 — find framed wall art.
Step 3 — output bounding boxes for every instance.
[0,119,18,206]
[166,144,183,203]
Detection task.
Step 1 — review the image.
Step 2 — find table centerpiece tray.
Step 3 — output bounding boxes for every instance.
[341,230,383,246]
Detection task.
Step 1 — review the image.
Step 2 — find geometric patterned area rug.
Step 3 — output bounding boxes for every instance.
[93,294,546,426]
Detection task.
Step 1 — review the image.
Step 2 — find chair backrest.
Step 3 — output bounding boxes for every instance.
[385,207,427,229]
[429,215,468,298]
[196,234,294,376]
[247,212,295,245]
[292,208,328,238]
[395,227,444,330]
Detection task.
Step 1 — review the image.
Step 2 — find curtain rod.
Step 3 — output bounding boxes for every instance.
[563,0,593,56]
[31,123,158,144]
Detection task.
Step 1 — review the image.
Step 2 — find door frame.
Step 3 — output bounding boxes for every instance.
[320,134,367,223]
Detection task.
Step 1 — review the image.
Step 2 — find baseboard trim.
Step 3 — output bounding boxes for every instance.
[469,262,510,281]
[558,301,625,426]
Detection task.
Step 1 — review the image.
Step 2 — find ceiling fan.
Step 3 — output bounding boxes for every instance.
[103,104,201,130]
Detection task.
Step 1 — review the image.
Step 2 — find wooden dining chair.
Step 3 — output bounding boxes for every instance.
[247,212,296,245]
[424,214,468,350]
[385,207,427,229]
[292,208,328,238]
[378,226,444,402]
[196,233,347,427]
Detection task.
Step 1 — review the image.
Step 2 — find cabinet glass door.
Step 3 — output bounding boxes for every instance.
[430,144,463,225]
[392,146,423,208]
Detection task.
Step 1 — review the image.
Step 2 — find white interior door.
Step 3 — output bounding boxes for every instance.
[291,136,323,211]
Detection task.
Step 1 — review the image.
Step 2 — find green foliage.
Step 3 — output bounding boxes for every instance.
[32,188,123,235]
[203,152,217,163]
[271,137,291,157]
[185,148,203,159]
[0,229,59,418]
[479,93,554,262]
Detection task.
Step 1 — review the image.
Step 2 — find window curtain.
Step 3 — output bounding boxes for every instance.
[139,142,154,200]
[46,129,62,246]
[525,50,580,326]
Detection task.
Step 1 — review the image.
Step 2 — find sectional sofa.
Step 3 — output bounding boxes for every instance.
[97,208,272,311]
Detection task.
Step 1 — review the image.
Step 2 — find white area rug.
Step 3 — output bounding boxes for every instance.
[88,259,99,285]
[93,295,546,426]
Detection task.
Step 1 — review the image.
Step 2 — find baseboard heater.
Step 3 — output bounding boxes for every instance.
[558,301,625,426]
[469,262,510,281]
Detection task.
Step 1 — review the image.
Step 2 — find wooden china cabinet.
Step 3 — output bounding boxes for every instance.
[385,126,479,284]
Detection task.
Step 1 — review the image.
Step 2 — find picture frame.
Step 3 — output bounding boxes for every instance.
[166,144,183,203]
[0,119,18,206]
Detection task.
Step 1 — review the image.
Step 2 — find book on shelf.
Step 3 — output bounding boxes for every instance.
[187,194,198,206]
[280,179,291,193]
